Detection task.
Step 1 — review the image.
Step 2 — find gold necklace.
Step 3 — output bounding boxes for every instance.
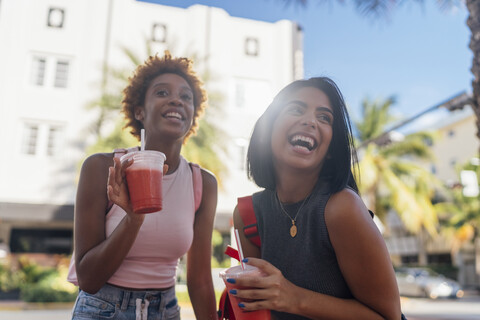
[276,192,312,238]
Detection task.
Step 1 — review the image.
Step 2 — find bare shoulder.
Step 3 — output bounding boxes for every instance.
[200,167,218,192]
[81,152,114,175]
[77,152,114,197]
[325,188,373,232]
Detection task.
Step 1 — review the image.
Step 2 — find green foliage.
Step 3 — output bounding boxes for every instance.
[20,279,77,303]
[176,289,224,306]
[16,258,57,285]
[435,159,480,249]
[0,256,78,302]
[86,119,139,154]
[211,230,230,268]
[0,261,21,292]
[355,97,442,235]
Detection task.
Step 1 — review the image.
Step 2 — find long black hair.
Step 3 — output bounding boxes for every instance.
[247,77,358,193]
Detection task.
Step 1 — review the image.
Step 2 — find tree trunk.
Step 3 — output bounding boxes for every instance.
[466,0,480,145]
[417,227,428,266]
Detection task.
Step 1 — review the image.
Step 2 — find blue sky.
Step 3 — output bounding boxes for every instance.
[143,0,472,129]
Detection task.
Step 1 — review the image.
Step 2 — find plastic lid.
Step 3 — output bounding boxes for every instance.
[219,264,263,279]
[120,150,166,162]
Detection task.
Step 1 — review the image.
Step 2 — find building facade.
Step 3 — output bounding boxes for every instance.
[384,104,480,286]
[0,0,303,254]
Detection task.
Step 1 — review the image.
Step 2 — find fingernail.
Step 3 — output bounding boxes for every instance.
[229,289,237,295]
[242,258,249,263]
[238,303,245,308]
[227,278,236,284]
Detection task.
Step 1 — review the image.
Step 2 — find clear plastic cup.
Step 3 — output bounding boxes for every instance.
[220,265,271,320]
[120,150,166,214]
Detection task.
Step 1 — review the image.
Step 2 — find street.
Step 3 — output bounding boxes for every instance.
[0,302,196,320]
[0,290,479,319]
[402,290,480,320]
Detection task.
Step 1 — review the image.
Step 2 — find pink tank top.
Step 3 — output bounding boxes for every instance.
[67,149,203,289]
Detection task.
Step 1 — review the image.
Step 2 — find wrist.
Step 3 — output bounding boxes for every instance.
[125,213,144,227]
[289,284,305,315]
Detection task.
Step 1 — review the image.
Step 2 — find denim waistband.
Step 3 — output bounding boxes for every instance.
[88,283,177,311]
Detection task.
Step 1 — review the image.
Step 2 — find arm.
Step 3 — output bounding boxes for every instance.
[323,188,402,319]
[186,169,218,320]
[231,190,401,319]
[74,154,144,294]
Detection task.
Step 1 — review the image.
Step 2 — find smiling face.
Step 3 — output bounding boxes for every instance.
[271,86,334,176]
[135,73,195,141]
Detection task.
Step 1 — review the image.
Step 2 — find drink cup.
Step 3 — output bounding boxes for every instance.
[220,265,271,320]
[120,150,166,214]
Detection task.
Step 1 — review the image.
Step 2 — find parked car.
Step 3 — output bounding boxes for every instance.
[395,267,464,299]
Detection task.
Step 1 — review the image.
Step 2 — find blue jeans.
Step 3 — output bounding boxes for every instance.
[71,284,180,320]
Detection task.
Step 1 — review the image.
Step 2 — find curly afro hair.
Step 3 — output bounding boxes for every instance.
[122,52,207,142]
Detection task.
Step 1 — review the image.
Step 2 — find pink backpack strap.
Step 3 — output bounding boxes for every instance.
[189,163,203,212]
[113,146,139,159]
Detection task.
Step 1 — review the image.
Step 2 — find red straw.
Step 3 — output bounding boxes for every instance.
[234,229,245,270]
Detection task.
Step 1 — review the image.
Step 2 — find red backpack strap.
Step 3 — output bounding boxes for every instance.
[217,288,235,320]
[237,196,261,247]
[189,163,202,212]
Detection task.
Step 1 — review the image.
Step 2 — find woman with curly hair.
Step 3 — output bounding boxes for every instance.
[68,52,218,319]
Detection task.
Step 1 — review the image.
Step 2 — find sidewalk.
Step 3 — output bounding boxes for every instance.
[0,300,196,319]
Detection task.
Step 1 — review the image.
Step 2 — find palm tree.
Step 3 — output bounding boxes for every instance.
[435,161,480,256]
[354,97,443,264]
[355,97,440,232]
[277,0,480,152]
[85,41,227,182]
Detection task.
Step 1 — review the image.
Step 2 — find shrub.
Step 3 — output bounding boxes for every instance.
[20,282,77,303]
[0,260,21,292]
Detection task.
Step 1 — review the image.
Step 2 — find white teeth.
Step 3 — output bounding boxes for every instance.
[165,112,182,119]
[292,135,314,148]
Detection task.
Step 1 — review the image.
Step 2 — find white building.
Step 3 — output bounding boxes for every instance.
[0,0,303,253]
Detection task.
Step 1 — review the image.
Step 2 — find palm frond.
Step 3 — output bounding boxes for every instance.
[353,0,397,18]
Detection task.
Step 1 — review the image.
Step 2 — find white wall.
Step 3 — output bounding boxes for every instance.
[0,0,108,204]
[0,0,302,229]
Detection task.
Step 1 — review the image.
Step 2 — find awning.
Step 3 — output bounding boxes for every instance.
[0,202,74,222]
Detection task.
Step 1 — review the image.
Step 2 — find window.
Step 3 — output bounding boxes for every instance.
[152,23,167,43]
[245,38,259,56]
[30,55,71,89]
[47,126,61,156]
[427,253,452,264]
[22,124,39,155]
[10,228,72,254]
[447,129,455,137]
[47,7,65,28]
[21,122,64,156]
[31,57,46,86]
[401,255,418,264]
[54,60,69,88]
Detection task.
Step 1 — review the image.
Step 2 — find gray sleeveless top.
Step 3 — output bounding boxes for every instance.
[252,180,353,320]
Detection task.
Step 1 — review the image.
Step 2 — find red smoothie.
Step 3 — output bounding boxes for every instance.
[125,167,163,214]
[220,265,271,320]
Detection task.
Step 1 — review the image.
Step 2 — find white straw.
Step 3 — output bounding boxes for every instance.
[140,129,145,151]
[234,229,245,270]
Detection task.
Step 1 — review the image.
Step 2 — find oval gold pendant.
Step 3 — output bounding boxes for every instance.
[290,225,297,237]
